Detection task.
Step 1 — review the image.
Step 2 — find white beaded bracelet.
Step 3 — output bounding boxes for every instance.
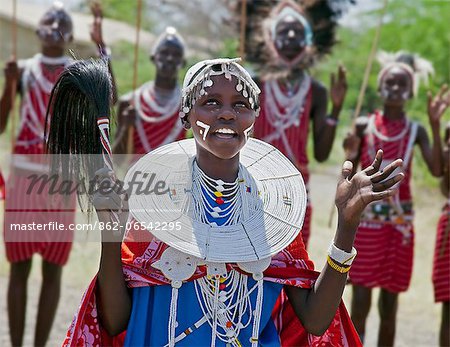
[328,243,357,266]
[326,116,339,127]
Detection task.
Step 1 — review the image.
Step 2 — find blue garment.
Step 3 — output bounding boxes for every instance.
[124,182,282,346]
[124,279,283,346]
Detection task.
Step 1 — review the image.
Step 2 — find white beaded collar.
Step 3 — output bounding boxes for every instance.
[124,138,307,263]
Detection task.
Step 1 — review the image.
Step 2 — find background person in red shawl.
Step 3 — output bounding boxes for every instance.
[432,121,450,347]
[0,2,113,346]
[113,27,187,160]
[231,0,351,249]
[343,51,449,346]
[46,58,403,346]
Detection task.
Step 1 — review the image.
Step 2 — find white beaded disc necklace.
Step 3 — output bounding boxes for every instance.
[125,138,307,263]
[129,138,307,347]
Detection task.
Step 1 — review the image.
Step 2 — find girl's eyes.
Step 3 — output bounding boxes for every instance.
[203,99,250,109]
[204,99,219,106]
[234,101,250,109]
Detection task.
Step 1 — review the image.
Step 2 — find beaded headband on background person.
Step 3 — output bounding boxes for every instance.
[151,26,186,56]
[178,58,261,122]
[377,50,435,98]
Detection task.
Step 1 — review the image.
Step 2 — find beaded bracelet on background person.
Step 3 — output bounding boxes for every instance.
[327,242,357,274]
[326,115,339,127]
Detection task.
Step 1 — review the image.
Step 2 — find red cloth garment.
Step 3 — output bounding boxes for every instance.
[253,80,313,247]
[127,82,186,158]
[432,202,450,302]
[63,223,361,346]
[14,54,69,155]
[4,54,76,265]
[350,111,416,293]
[0,170,5,200]
[4,175,75,265]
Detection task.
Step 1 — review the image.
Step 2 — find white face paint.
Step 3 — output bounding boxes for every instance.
[196,120,211,141]
[244,124,254,142]
[380,86,411,101]
[380,88,389,100]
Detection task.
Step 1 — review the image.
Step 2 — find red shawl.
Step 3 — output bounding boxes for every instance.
[63,225,361,346]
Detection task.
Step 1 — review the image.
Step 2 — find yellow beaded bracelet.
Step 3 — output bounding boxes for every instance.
[327,255,351,274]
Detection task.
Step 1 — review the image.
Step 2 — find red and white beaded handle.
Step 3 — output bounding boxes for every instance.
[97,117,122,235]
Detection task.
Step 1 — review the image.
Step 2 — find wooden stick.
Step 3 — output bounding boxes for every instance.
[238,0,247,62]
[126,0,143,154]
[10,0,18,151]
[352,0,389,121]
[328,0,389,228]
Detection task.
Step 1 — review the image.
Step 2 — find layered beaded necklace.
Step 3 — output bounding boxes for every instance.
[134,81,181,123]
[189,161,263,346]
[133,82,183,152]
[18,54,71,145]
[192,161,242,226]
[194,270,261,347]
[263,72,311,134]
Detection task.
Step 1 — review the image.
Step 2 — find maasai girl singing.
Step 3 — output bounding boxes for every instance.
[47,58,403,346]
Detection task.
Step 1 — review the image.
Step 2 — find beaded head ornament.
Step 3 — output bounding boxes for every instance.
[179,58,261,121]
[263,1,314,69]
[231,0,354,77]
[38,1,73,42]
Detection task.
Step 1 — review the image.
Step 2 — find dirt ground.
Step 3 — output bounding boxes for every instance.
[0,164,445,347]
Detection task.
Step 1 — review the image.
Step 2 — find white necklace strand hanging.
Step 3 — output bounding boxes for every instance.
[263,72,311,130]
[134,81,181,123]
[192,161,243,226]
[368,112,410,142]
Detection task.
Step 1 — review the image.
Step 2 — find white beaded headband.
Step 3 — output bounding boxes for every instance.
[377,51,435,96]
[377,62,415,93]
[179,58,261,119]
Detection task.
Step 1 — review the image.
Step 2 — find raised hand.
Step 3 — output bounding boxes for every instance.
[92,167,128,213]
[335,150,404,232]
[90,1,105,49]
[427,85,450,127]
[92,167,129,240]
[123,104,137,128]
[4,58,19,86]
[330,64,348,111]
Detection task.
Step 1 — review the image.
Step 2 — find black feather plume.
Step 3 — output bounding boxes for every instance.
[45,59,112,210]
